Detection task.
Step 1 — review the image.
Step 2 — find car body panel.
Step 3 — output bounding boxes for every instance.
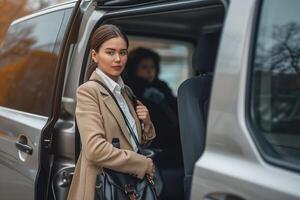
[191,0,300,199]
[0,107,48,199]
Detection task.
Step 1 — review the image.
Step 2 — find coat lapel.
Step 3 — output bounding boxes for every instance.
[89,71,133,146]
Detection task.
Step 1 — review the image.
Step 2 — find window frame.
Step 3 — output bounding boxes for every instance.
[245,0,300,173]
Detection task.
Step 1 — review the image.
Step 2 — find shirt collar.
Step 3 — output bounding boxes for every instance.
[95,68,124,93]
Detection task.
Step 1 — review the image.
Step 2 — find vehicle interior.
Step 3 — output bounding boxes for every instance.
[52,1,226,200]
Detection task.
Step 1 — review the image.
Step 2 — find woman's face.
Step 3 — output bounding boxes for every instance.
[92,37,128,81]
[136,58,157,83]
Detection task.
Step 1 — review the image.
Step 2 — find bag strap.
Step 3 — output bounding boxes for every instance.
[89,79,144,154]
[124,86,138,108]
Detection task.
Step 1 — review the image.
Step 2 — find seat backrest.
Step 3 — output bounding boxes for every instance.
[177,31,220,199]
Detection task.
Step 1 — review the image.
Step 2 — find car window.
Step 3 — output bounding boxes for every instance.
[0,10,66,116]
[127,36,192,96]
[250,0,300,170]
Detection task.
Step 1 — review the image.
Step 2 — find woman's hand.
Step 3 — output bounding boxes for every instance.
[136,100,151,127]
[146,158,155,178]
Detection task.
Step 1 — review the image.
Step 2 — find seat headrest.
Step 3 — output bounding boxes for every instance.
[192,31,221,74]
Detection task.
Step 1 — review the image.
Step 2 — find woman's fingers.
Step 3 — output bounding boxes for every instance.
[135,101,151,124]
[146,158,154,178]
[137,115,148,120]
[136,110,148,115]
[135,100,147,110]
[136,106,147,110]
[137,111,149,117]
[136,108,149,115]
[136,106,148,111]
[138,115,148,119]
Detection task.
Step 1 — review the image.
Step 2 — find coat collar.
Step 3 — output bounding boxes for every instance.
[89,70,142,147]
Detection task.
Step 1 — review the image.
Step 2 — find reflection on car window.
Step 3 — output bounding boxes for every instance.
[0,10,65,116]
[251,0,300,168]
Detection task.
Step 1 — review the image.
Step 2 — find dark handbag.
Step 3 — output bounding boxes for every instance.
[90,80,163,200]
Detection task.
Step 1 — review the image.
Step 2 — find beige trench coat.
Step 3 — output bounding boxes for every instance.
[67,71,156,200]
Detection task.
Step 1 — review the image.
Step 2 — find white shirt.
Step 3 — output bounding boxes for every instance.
[95,68,139,152]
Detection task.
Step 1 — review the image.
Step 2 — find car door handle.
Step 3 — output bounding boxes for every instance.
[15,140,33,155]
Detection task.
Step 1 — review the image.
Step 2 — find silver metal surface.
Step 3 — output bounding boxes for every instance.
[0,107,48,199]
[191,0,300,199]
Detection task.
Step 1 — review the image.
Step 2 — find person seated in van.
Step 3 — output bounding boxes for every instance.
[123,47,181,162]
[124,47,177,112]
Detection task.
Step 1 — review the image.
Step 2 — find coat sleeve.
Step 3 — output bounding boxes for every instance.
[141,122,156,147]
[75,83,148,179]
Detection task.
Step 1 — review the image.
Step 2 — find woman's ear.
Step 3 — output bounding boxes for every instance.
[91,49,98,63]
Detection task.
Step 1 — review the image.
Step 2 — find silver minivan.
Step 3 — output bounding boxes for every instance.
[0,0,299,200]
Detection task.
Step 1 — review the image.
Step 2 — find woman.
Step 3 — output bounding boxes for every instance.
[67,25,156,200]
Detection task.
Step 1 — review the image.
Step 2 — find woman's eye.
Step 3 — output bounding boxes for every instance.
[120,51,128,56]
[106,51,114,55]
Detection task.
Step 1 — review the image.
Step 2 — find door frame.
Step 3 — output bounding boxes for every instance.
[36,1,83,199]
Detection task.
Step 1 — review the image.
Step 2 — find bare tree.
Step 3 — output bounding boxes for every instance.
[271,22,300,73]
[255,22,300,74]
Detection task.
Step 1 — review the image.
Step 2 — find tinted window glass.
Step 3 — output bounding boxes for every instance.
[250,0,300,168]
[0,10,65,116]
